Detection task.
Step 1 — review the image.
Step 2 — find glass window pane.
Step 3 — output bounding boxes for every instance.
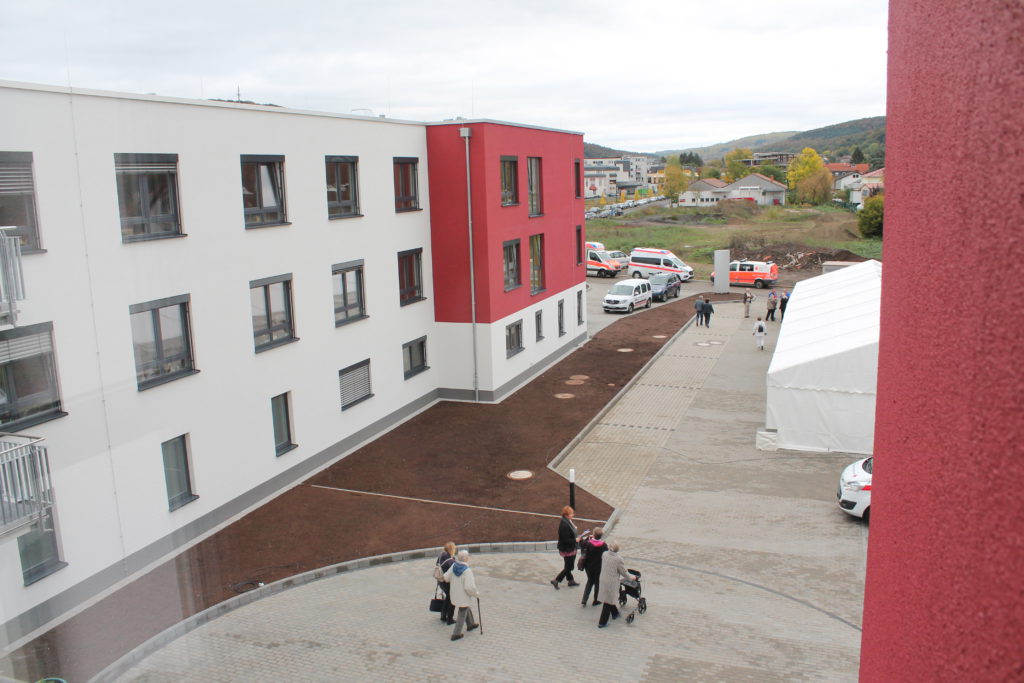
[338,164,353,202]
[250,287,268,329]
[241,164,260,209]
[131,311,157,375]
[272,394,292,451]
[259,165,280,209]
[162,436,191,504]
[146,173,172,217]
[159,305,186,359]
[326,165,338,204]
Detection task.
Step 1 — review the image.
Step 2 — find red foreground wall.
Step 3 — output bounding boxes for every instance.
[860,1,1024,680]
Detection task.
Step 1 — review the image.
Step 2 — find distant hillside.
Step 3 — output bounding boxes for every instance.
[584,141,636,158]
[656,131,797,162]
[652,116,885,162]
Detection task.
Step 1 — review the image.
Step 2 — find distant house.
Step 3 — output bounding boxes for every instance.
[741,152,798,171]
[826,162,870,177]
[834,171,863,191]
[679,173,786,207]
[848,167,885,206]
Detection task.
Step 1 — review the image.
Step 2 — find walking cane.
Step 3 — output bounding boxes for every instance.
[477,597,483,635]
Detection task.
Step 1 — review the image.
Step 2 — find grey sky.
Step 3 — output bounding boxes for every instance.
[0,0,888,152]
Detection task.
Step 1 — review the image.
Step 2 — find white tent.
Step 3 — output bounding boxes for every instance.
[765,260,881,454]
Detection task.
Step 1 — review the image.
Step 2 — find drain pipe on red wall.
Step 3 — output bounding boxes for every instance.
[460,126,480,401]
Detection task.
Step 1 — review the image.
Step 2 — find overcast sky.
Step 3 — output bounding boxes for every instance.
[0,0,889,152]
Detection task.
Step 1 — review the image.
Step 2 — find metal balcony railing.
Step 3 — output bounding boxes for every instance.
[0,228,26,325]
[0,433,53,537]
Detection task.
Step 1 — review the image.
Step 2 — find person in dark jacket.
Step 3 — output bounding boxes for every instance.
[550,506,581,589]
[702,298,715,328]
[694,296,706,326]
[436,541,457,625]
[779,290,790,320]
[579,527,608,607]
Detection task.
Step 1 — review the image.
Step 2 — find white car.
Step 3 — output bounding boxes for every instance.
[603,278,653,313]
[837,456,872,521]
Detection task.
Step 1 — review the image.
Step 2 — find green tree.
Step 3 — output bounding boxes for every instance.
[755,164,786,183]
[786,147,826,189]
[858,194,884,237]
[724,147,752,182]
[700,166,721,179]
[795,166,833,204]
[663,164,688,200]
[850,146,865,164]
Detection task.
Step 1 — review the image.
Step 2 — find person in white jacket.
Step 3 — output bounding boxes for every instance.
[753,316,768,350]
[444,550,481,641]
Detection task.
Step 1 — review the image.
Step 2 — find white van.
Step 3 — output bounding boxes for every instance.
[602,278,653,314]
[627,247,694,281]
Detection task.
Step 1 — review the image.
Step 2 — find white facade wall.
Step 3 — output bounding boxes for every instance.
[0,84,445,631]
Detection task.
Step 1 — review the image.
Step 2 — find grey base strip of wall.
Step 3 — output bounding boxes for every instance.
[91,541,559,683]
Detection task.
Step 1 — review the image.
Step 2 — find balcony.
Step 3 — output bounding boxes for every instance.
[0,228,26,325]
[0,433,53,538]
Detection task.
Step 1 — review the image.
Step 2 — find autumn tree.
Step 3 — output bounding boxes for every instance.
[723,147,752,182]
[700,166,721,179]
[794,166,833,204]
[786,147,826,189]
[663,164,688,201]
[858,194,884,237]
[755,164,786,183]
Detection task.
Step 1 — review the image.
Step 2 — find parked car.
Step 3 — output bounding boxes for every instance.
[837,456,872,522]
[602,278,652,313]
[649,272,683,301]
[628,247,694,281]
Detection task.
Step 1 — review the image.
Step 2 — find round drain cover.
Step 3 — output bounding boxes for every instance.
[708,340,724,345]
[565,379,584,385]
[617,348,634,353]
[695,341,711,347]
[507,470,534,480]
[653,335,667,339]
[554,393,575,399]
[570,374,589,380]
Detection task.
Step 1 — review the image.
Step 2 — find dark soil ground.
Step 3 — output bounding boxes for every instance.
[5,291,736,683]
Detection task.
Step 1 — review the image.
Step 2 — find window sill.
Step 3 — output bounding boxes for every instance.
[22,248,48,255]
[1,409,68,433]
[528,213,544,218]
[245,221,293,230]
[275,443,298,458]
[255,336,300,354]
[501,202,520,208]
[558,331,567,337]
[399,296,427,307]
[122,232,187,244]
[506,347,524,359]
[394,207,423,213]
[328,212,364,221]
[335,314,369,328]
[403,365,430,380]
[168,493,199,511]
[504,284,522,293]
[530,288,547,296]
[341,393,374,411]
[536,336,544,342]
[23,560,69,587]
[138,368,200,392]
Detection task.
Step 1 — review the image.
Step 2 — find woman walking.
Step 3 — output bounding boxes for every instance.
[551,506,581,589]
[580,527,608,607]
[435,541,457,625]
[597,541,633,627]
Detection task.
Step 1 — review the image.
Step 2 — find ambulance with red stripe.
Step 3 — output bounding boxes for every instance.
[626,247,694,281]
[710,259,779,289]
[585,242,624,278]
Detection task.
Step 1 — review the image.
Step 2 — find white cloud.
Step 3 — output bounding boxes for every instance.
[0,0,888,151]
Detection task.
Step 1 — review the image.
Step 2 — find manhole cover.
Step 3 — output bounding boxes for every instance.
[707,340,724,345]
[570,374,589,380]
[652,335,667,339]
[507,470,534,480]
[695,341,712,347]
[617,348,634,353]
[565,379,584,385]
[554,393,575,399]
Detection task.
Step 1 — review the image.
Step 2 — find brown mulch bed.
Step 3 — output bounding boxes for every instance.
[6,291,735,682]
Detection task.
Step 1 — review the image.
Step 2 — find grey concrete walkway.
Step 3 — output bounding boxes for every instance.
[108,301,867,682]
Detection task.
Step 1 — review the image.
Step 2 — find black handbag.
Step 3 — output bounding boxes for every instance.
[429,585,445,613]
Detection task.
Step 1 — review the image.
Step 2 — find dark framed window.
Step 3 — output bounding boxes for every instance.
[271,392,296,456]
[503,239,521,291]
[18,507,66,585]
[527,157,543,216]
[250,275,296,352]
[241,155,286,226]
[402,336,429,379]
[501,156,519,206]
[505,320,524,358]
[574,159,582,198]
[333,260,367,326]
[535,310,544,342]
[398,248,425,305]
[0,151,42,251]
[326,156,360,218]
[115,153,181,241]
[393,157,419,211]
[558,300,566,336]
[339,359,372,410]
[575,226,583,265]
[162,434,198,510]
[529,234,545,294]
[130,295,196,390]
[577,291,584,325]
[0,322,64,430]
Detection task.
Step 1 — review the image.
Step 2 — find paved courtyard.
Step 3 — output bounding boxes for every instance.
[102,296,867,682]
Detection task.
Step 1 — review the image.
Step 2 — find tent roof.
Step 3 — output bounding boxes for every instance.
[768,260,881,375]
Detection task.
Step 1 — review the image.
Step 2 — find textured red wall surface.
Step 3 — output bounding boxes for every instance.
[860,1,1024,680]
[426,122,585,323]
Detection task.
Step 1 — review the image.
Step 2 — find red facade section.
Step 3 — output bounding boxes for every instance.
[426,122,585,324]
[861,1,1024,680]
